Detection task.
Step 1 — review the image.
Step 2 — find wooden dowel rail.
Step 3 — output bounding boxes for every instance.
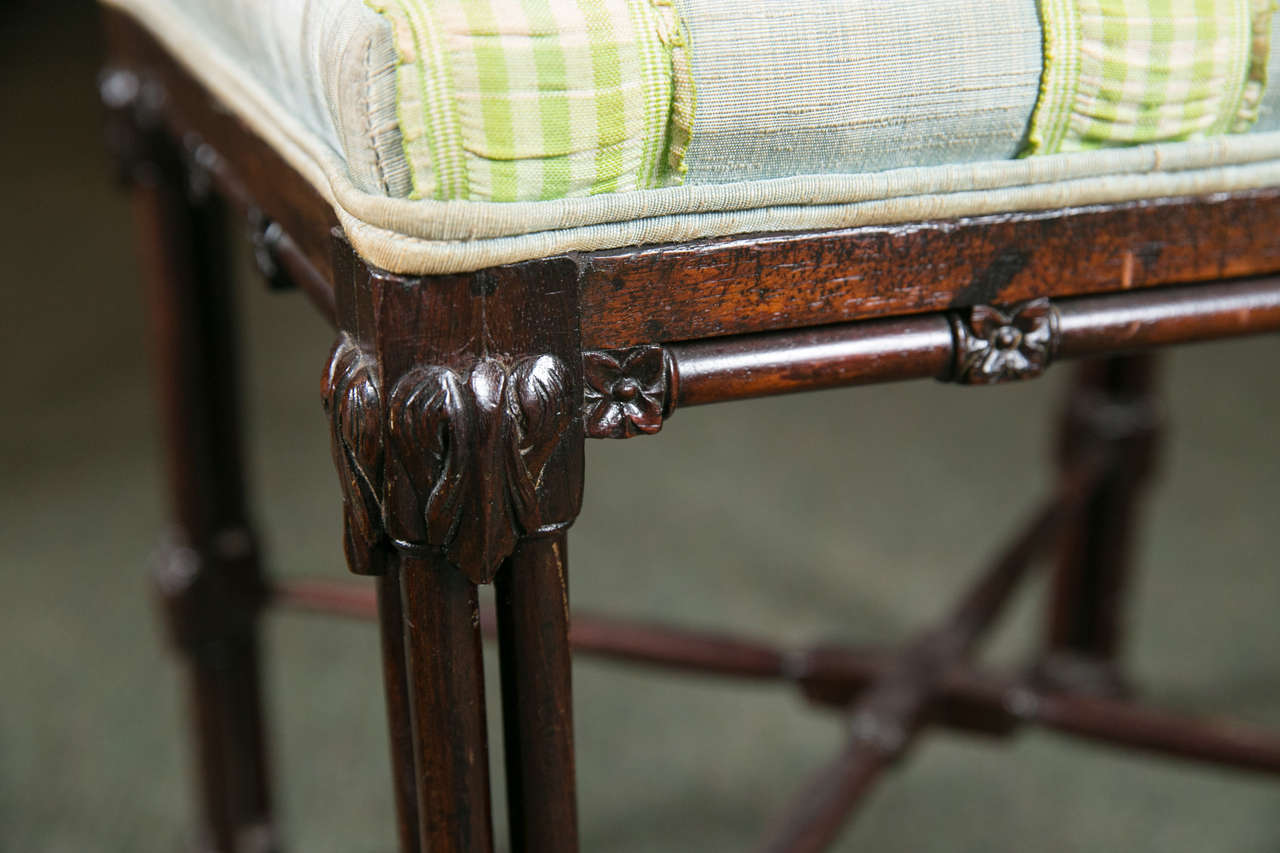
[268,577,1280,777]
[668,315,956,407]
[272,577,789,679]
[668,276,1280,408]
[1055,278,1280,356]
[756,456,1106,853]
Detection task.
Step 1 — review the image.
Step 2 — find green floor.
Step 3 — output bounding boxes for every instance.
[2,3,1279,850]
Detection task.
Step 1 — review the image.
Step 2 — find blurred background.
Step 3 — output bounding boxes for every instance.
[2,2,1279,851]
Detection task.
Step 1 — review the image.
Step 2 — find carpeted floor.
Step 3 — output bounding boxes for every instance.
[2,3,1278,851]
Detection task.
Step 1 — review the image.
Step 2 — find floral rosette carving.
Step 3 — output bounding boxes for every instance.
[951,299,1060,384]
[583,346,670,438]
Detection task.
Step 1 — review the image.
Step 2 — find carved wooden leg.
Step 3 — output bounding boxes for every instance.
[375,571,421,853]
[400,554,495,853]
[497,532,580,853]
[1038,354,1162,693]
[323,255,585,853]
[128,111,276,851]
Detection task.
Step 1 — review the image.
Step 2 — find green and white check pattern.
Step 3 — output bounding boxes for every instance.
[1029,0,1274,154]
[368,0,692,201]
[370,0,1276,198]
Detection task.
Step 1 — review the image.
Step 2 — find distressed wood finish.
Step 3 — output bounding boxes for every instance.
[581,191,1280,348]
[324,243,586,853]
[590,278,1280,421]
[105,6,1280,353]
[105,7,1280,853]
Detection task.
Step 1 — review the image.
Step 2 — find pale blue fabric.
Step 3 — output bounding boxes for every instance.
[174,0,407,195]
[142,0,1280,196]
[673,0,1044,184]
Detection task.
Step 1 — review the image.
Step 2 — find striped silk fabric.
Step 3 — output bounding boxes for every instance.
[368,0,1277,201]
[1029,0,1274,153]
[369,0,693,201]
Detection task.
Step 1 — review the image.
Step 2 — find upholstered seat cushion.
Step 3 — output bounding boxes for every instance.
[105,0,1280,272]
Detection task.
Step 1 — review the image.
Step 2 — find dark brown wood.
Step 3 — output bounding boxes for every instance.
[582,191,1280,348]
[496,534,580,853]
[102,8,339,320]
[950,298,1059,383]
[376,571,421,853]
[104,7,1280,848]
[399,554,494,853]
[1054,278,1280,355]
[323,334,390,577]
[1029,688,1280,774]
[328,251,585,581]
[386,354,575,582]
[668,314,955,408]
[565,609,788,680]
[324,245,586,852]
[127,103,276,851]
[582,346,673,438]
[1038,355,1162,694]
[267,576,1280,778]
[271,577,791,679]
[271,576,384,620]
[759,457,1105,853]
[660,277,1280,411]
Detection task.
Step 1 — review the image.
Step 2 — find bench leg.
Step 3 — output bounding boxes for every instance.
[323,253,585,852]
[132,138,276,851]
[398,555,495,853]
[497,532,580,853]
[1038,354,1162,694]
[375,571,421,853]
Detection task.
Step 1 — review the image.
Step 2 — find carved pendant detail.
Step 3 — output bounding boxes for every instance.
[322,335,388,576]
[323,335,574,583]
[386,355,573,582]
[583,346,671,438]
[950,299,1060,384]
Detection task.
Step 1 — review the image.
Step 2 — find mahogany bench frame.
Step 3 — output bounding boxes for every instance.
[102,8,1280,853]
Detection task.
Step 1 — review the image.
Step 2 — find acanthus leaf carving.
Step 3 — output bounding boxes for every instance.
[385,366,472,550]
[384,354,574,584]
[322,334,389,576]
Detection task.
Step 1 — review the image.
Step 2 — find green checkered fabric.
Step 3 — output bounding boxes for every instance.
[1028,0,1275,154]
[368,0,693,202]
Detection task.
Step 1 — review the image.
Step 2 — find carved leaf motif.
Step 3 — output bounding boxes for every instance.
[322,336,388,575]
[324,344,574,583]
[458,359,518,577]
[509,354,573,509]
[387,367,473,549]
[387,355,574,583]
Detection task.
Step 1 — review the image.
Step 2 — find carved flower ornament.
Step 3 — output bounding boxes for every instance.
[953,299,1059,384]
[583,347,668,438]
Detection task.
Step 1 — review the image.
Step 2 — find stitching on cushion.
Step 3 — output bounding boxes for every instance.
[1232,0,1276,132]
[362,37,392,195]
[650,0,694,179]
